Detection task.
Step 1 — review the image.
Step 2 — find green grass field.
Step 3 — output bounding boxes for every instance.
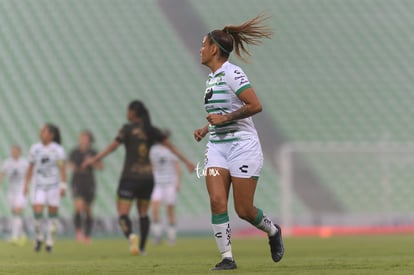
[1,235,414,274]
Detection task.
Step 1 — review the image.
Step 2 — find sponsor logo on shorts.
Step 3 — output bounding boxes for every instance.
[239,165,248,173]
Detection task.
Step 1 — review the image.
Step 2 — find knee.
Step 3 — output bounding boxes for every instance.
[235,206,256,222]
[209,196,227,214]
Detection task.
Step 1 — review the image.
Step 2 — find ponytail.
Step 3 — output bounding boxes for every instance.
[209,13,272,61]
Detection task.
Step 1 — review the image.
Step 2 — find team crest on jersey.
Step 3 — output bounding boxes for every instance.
[215,71,225,78]
[204,88,213,104]
[214,72,225,85]
[132,128,147,139]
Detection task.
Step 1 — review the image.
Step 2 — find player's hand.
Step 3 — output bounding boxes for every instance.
[23,184,29,196]
[206,114,228,126]
[81,157,95,169]
[194,128,207,142]
[186,161,196,173]
[60,182,67,197]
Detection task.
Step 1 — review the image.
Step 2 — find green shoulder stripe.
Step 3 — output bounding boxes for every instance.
[236,84,252,96]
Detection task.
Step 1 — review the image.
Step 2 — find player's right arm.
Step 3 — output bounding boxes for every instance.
[81,140,120,169]
[24,145,36,196]
[174,160,182,192]
[23,163,34,196]
[66,150,76,173]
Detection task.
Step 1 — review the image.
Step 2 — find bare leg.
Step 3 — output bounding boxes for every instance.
[151,200,162,244]
[206,168,233,260]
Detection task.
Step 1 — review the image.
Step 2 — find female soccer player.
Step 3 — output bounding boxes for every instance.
[150,130,182,245]
[23,123,66,253]
[0,145,29,245]
[83,100,195,255]
[68,130,103,244]
[193,14,284,270]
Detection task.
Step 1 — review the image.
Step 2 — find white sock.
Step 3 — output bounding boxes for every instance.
[34,218,43,241]
[11,215,22,240]
[152,222,163,240]
[257,214,278,236]
[212,222,233,260]
[46,218,57,246]
[167,224,176,243]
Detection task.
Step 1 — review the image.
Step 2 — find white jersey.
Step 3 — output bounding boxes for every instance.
[28,142,66,189]
[204,61,259,143]
[1,157,29,194]
[150,144,179,185]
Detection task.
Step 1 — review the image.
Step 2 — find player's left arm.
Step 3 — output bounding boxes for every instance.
[58,156,67,196]
[92,159,104,170]
[174,160,182,192]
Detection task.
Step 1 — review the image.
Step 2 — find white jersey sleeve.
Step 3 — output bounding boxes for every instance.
[225,66,251,96]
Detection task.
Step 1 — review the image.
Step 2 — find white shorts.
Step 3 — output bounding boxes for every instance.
[7,192,27,209]
[205,136,263,178]
[31,186,61,207]
[151,184,177,205]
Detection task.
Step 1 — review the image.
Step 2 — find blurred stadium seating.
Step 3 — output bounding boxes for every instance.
[1,0,413,235]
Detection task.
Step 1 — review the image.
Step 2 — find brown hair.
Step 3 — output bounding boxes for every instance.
[208,13,272,62]
[45,123,62,144]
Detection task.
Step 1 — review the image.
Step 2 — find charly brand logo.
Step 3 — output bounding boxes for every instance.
[195,162,220,179]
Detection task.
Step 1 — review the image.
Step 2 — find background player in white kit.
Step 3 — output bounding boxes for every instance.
[0,145,29,245]
[150,130,182,245]
[23,123,67,253]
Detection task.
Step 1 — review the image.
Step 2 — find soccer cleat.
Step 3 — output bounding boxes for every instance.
[210,258,237,271]
[268,224,284,262]
[34,240,42,252]
[45,245,53,253]
[129,234,139,255]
